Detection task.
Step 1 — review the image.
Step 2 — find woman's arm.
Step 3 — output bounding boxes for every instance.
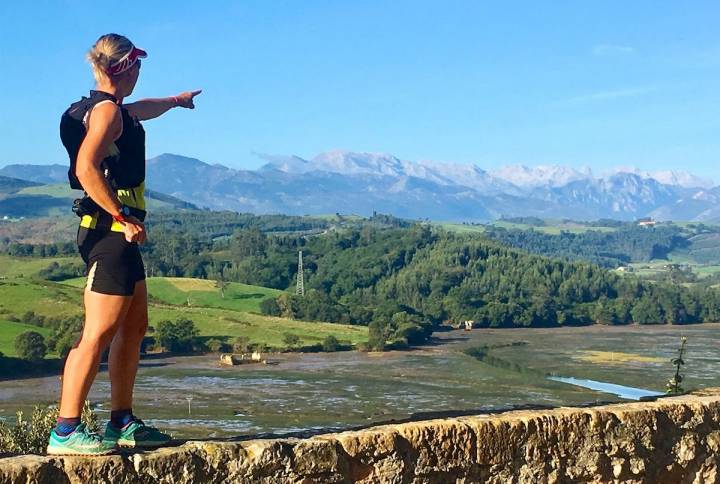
[75,102,146,244]
[124,89,202,121]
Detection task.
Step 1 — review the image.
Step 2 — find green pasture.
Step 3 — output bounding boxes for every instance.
[0,254,79,278]
[0,320,53,357]
[437,220,619,235]
[627,256,720,280]
[147,305,366,348]
[61,276,284,314]
[16,184,76,198]
[435,222,487,234]
[0,279,83,319]
[313,213,364,222]
[10,183,186,213]
[494,220,617,234]
[148,277,282,313]
[0,257,367,351]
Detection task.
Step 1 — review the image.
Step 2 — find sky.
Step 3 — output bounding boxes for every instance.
[1,1,719,182]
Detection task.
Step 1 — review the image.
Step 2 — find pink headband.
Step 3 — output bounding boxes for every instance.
[107,46,147,75]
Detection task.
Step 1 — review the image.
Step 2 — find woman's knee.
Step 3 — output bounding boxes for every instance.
[130,319,149,341]
[77,324,119,353]
[120,315,148,343]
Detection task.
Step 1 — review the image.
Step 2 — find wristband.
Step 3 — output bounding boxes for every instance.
[172,96,180,107]
[113,205,131,223]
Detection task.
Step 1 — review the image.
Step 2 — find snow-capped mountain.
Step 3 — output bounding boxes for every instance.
[606,167,715,189]
[490,164,594,188]
[4,151,718,222]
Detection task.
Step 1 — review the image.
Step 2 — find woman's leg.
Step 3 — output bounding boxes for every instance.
[103,279,171,448]
[108,280,148,411]
[58,288,133,418]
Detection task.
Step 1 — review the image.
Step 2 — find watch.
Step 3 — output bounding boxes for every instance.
[112,205,131,223]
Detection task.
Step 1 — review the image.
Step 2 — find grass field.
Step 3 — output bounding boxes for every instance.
[435,223,487,234]
[0,320,53,357]
[16,184,77,198]
[0,254,78,278]
[626,259,720,280]
[61,276,284,314]
[0,256,368,352]
[437,220,619,235]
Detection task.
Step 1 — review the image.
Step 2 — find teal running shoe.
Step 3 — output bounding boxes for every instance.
[47,423,115,456]
[103,418,171,449]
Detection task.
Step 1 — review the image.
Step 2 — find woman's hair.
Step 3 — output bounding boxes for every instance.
[86,33,134,82]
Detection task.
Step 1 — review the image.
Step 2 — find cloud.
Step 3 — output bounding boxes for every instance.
[563,86,657,105]
[592,44,635,56]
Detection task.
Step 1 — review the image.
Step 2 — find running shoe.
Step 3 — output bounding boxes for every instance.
[103,418,172,448]
[47,423,115,456]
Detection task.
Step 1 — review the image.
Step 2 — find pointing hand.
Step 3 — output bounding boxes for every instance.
[174,90,202,109]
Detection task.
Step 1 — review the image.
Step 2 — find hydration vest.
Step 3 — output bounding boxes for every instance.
[60,90,146,190]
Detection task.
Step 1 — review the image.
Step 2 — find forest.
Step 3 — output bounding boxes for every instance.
[3,211,720,350]
[482,224,693,268]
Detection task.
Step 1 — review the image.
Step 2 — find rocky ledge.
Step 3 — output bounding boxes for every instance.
[1,388,719,483]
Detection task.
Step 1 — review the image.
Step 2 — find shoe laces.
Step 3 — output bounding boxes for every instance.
[74,423,103,443]
[130,416,159,432]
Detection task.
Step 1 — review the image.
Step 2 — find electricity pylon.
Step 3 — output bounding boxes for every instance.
[296,250,305,296]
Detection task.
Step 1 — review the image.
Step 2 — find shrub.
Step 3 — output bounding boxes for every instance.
[299,343,323,353]
[368,320,387,351]
[233,336,251,353]
[141,336,156,353]
[260,298,281,316]
[207,339,231,353]
[322,335,339,352]
[14,331,47,362]
[356,342,371,352]
[0,401,97,455]
[282,333,300,349]
[37,261,85,281]
[46,316,83,358]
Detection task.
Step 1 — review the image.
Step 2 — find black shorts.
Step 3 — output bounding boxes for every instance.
[77,227,145,296]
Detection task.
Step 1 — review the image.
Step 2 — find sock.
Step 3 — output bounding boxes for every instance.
[110,408,134,429]
[55,416,81,436]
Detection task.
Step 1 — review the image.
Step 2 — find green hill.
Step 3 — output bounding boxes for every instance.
[0,176,41,195]
[61,276,283,314]
[0,183,197,218]
[0,256,366,355]
[0,320,53,357]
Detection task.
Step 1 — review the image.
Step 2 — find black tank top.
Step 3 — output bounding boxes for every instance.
[60,90,146,190]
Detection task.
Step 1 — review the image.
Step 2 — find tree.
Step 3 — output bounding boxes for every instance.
[283,333,300,349]
[15,331,47,362]
[156,319,200,353]
[631,298,664,325]
[215,276,228,299]
[368,320,387,351]
[260,298,281,317]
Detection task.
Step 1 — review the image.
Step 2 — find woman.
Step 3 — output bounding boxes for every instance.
[48,33,201,455]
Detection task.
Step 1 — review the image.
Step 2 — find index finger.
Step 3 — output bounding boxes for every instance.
[191,89,203,97]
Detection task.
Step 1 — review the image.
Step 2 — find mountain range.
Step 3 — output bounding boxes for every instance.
[1,151,718,222]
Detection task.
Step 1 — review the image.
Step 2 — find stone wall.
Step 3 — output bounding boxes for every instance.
[2,388,719,483]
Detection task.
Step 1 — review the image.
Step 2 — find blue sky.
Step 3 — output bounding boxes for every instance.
[1,1,719,181]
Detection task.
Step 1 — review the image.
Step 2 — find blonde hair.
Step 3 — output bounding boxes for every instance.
[86,33,134,82]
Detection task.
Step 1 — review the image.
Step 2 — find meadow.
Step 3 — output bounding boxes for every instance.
[438,220,619,235]
[0,256,367,357]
